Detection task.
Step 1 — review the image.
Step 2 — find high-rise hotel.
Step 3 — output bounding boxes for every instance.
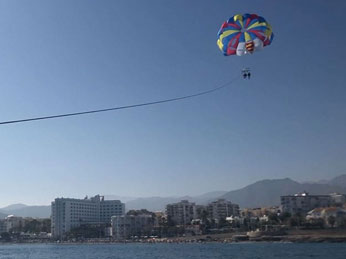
[51,195,125,238]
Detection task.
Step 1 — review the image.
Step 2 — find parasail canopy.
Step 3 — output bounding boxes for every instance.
[217,13,274,56]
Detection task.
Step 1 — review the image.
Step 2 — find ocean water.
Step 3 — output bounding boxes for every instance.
[0,243,346,259]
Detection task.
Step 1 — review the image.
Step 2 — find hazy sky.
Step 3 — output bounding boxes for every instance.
[0,0,345,206]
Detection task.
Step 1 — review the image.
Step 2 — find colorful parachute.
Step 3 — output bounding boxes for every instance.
[217,13,274,56]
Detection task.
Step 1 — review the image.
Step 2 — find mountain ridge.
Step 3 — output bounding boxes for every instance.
[221,177,346,208]
[1,175,346,218]
[1,203,27,211]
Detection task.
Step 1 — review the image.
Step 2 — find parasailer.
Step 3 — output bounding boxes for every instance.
[242,68,251,79]
[217,13,274,56]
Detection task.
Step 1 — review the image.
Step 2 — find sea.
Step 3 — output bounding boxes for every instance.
[0,243,346,259]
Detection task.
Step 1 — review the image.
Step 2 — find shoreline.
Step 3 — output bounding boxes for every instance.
[2,229,346,244]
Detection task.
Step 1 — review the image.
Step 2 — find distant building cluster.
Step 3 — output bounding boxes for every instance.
[110,199,240,240]
[279,192,346,228]
[280,192,346,215]
[165,199,239,226]
[3,190,346,241]
[47,192,346,240]
[0,215,51,240]
[49,195,241,240]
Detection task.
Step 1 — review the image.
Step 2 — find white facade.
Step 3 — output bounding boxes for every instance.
[0,215,25,233]
[166,200,196,226]
[281,192,335,215]
[207,199,240,221]
[51,195,125,238]
[330,193,346,204]
[111,214,154,240]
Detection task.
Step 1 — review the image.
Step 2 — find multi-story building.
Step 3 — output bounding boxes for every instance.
[281,192,333,215]
[51,195,125,238]
[3,215,26,232]
[330,193,346,205]
[0,219,6,234]
[207,199,240,221]
[0,216,50,234]
[0,215,26,233]
[166,200,196,226]
[111,214,154,240]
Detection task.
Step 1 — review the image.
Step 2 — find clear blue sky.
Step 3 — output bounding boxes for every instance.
[0,0,345,206]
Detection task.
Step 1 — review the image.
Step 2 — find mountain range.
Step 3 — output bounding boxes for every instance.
[221,177,346,208]
[1,174,346,218]
[0,204,51,219]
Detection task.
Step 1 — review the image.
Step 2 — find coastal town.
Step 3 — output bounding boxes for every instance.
[1,192,346,243]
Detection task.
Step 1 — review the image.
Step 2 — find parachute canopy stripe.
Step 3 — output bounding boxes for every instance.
[217,13,274,56]
[217,30,240,51]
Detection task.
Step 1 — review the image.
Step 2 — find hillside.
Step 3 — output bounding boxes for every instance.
[0,203,27,211]
[0,191,226,217]
[221,178,346,208]
[327,174,346,188]
[1,175,346,215]
[0,206,51,218]
[126,191,227,211]
[0,211,8,219]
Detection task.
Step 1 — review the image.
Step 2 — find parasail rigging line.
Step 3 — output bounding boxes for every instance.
[0,75,240,126]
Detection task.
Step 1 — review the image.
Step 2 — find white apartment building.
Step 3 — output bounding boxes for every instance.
[281,192,334,215]
[51,195,125,238]
[166,200,196,226]
[207,199,240,221]
[111,214,154,240]
[0,215,25,233]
